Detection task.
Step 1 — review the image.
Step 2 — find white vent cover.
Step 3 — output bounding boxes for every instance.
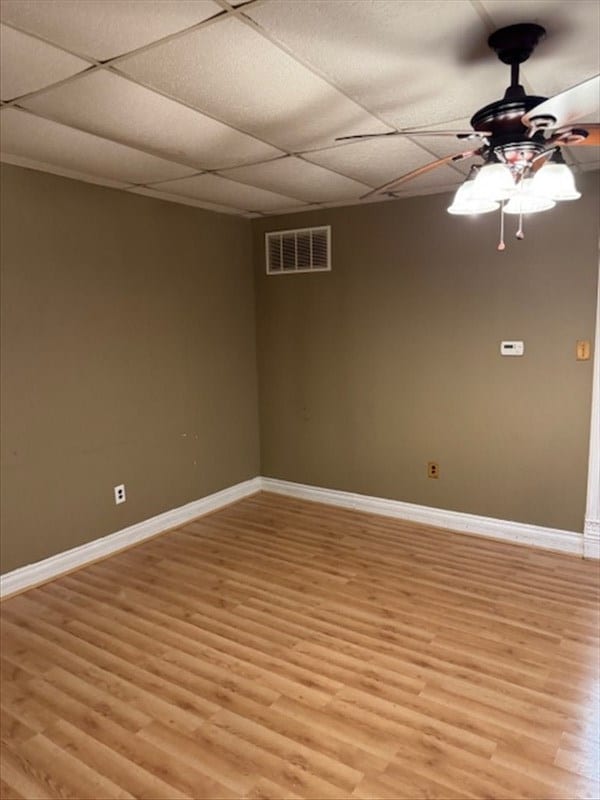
[266,226,331,274]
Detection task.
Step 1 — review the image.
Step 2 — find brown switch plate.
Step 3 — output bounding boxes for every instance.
[576,340,591,361]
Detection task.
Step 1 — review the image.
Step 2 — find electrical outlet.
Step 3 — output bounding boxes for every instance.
[427,462,439,479]
[114,484,126,504]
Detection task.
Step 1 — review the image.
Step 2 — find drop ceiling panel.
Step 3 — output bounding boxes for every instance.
[391,168,464,197]
[0,108,197,185]
[304,136,466,190]
[118,16,390,151]
[578,158,600,171]
[220,156,370,202]
[482,1,600,98]
[405,118,482,176]
[152,173,307,212]
[23,70,283,169]
[0,0,222,60]
[0,24,89,101]
[568,145,600,167]
[245,0,499,129]
[127,186,247,216]
[261,203,324,216]
[0,152,130,189]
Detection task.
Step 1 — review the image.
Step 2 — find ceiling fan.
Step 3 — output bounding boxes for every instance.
[336,23,599,248]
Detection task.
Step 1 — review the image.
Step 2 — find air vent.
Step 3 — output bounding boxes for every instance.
[266,226,331,275]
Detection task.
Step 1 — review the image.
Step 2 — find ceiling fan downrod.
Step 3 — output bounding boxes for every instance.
[488,23,546,99]
[471,24,549,175]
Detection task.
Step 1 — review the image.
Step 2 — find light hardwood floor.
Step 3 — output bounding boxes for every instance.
[1,492,599,799]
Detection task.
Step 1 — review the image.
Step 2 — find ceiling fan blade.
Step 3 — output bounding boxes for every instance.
[335,129,489,142]
[531,154,550,172]
[360,151,476,200]
[558,123,600,146]
[523,74,600,129]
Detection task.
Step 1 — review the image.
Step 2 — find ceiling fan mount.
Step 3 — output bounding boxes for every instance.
[487,23,546,68]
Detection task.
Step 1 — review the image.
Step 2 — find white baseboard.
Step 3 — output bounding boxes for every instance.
[584,519,600,559]
[584,541,600,559]
[261,477,587,557]
[2,474,593,599]
[0,477,262,599]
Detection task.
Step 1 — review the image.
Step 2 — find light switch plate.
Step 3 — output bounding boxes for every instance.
[576,340,591,360]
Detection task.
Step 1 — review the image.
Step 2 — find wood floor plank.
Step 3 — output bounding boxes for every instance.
[2,491,598,799]
[21,678,230,800]
[0,745,56,799]
[208,707,363,792]
[0,708,37,745]
[246,777,302,800]
[8,732,134,799]
[0,778,25,800]
[137,720,251,796]
[42,720,191,800]
[385,749,561,800]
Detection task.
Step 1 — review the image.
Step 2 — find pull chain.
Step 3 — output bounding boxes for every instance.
[497,202,506,251]
[516,209,524,240]
[516,172,525,239]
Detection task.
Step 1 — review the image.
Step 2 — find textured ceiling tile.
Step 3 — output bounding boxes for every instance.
[118,17,390,151]
[304,135,468,190]
[567,145,600,166]
[245,0,499,128]
[151,173,307,212]
[390,165,465,195]
[0,108,197,184]
[577,160,600,172]
[0,152,130,189]
[23,70,284,169]
[261,203,325,216]
[127,186,245,215]
[220,156,370,201]
[403,118,483,176]
[481,1,600,98]
[0,0,222,60]
[0,24,89,101]
[318,194,401,210]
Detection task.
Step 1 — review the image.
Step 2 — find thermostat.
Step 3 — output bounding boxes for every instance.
[500,341,524,356]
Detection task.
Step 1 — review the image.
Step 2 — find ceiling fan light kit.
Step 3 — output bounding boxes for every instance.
[530,156,582,201]
[347,22,598,250]
[446,23,588,248]
[502,178,557,215]
[471,161,515,201]
[447,167,499,215]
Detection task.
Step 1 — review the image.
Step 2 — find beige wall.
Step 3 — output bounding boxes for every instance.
[253,171,599,533]
[2,164,598,574]
[1,164,260,573]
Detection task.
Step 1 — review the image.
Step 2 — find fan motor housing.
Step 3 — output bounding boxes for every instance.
[471,95,550,164]
[470,95,547,134]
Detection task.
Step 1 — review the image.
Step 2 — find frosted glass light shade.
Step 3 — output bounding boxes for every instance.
[531,163,581,200]
[472,162,515,200]
[447,179,499,215]
[503,178,556,214]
